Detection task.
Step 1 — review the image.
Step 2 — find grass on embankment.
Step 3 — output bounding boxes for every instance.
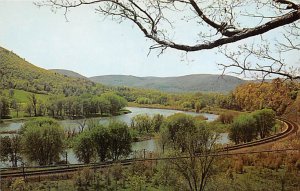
[3,89,50,103]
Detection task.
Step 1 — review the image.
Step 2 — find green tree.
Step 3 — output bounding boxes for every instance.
[0,96,10,119]
[24,102,33,117]
[159,125,169,154]
[163,113,196,152]
[0,135,21,167]
[21,118,65,165]
[228,122,241,144]
[195,101,206,113]
[181,101,192,109]
[131,114,152,133]
[11,99,21,118]
[102,92,127,114]
[28,93,38,117]
[91,125,111,162]
[97,96,111,115]
[73,130,96,164]
[152,114,164,132]
[218,111,237,124]
[229,114,257,144]
[37,100,46,116]
[252,109,276,138]
[136,97,152,104]
[108,121,132,161]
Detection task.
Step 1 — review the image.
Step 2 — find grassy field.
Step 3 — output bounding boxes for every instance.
[2,165,299,191]
[3,89,50,104]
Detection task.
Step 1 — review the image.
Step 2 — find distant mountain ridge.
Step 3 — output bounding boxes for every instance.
[49,69,87,79]
[51,69,246,92]
[89,74,246,92]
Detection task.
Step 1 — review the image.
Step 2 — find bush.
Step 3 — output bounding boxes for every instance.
[218,111,237,124]
[21,118,65,165]
[234,159,244,174]
[229,114,257,144]
[252,108,276,138]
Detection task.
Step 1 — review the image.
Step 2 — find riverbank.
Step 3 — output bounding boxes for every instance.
[128,102,244,116]
[200,106,244,115]
[128,102,194,112]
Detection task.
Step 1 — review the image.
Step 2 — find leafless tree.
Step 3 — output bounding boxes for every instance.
[76,118,87,133]
[166,125,219,191]
[36,0,300,79]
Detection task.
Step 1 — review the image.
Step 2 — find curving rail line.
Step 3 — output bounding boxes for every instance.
[1,118,298,179]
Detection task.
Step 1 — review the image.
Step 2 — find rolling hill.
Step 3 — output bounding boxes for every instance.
[89,74,245,92]
[0,46,103,96]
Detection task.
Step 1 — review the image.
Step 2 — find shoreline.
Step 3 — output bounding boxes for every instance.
[128,102,244,116]
[128,102,195,112]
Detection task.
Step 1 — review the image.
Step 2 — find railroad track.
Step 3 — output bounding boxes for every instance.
[1,118,298,179]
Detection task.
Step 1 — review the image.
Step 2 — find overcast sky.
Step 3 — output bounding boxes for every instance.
[0,1,298,78]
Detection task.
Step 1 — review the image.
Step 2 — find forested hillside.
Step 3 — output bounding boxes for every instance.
[89,74,245,92]
[232,79,300,115]
[0,47,104,96]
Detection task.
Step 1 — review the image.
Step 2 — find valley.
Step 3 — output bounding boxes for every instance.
[0,29,299,191]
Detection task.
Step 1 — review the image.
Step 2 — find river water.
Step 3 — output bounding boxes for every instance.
[0,107,217,133]
[0,107,229,166]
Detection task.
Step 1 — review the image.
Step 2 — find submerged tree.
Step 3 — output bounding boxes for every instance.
[37,0,300,79]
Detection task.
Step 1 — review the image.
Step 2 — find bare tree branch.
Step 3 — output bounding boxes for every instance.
[35,0,300,79]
